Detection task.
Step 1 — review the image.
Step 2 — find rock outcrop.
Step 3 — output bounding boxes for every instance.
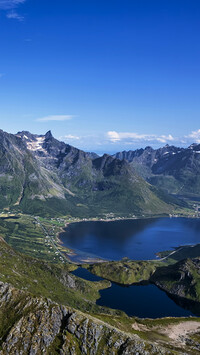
[0,129,178,217]
[114,144,200,196]
[0,281,176,354]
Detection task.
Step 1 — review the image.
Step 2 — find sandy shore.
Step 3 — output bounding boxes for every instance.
[132,319,200,346]
[163,321,200,344]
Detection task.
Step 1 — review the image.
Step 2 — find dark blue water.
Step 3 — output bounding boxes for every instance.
[71,267,103,281]
[97,283,195,318]
[60,218,200,261]
[65,220,200,318]
[71,268,197,318]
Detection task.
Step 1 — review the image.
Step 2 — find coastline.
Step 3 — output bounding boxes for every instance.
[56,214,200,264]
[56,224,108,264]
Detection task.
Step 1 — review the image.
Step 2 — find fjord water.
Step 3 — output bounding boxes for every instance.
[72,268,195,318]
[97,283,195,318]
[60,218,200,262]
[68,219,200,318]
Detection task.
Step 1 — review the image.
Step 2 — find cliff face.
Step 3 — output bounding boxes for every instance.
[0,129,178,218]
[114,144,200,196]
[0,281,173,355]
[151,258,200,303]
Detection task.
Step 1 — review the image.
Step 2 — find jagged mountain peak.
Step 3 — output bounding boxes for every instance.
[0,128,180,217]
[188,143,200,151]
[45,130,53,139]
[144,146,154,151]
[113,142,200,196]
[16,130,62,155]
[16,131,40,140]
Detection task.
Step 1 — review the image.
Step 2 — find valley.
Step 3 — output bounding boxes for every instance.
[0,129,188,218]
[1,213,200,353]
[1,129,200,353]
[2,0,200,351]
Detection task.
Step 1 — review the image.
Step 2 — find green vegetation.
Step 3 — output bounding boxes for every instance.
[1,132,200,352]
[0,130,189,219]
[0,213,75,263]
[85,259,161,285]
[158,243,200,263]
[85,249,200,311]
[0,237,114,314]
[151,257,200,303]
[2,212,200,310]
[1,213,200,353]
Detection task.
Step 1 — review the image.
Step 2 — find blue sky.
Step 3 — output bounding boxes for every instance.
[0,0,200,153]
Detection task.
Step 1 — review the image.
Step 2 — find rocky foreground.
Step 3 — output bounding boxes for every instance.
[1,228,200,354]
[0,281,177,355]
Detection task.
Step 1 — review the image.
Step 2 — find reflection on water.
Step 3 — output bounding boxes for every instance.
[72,268,197,318]
[97,282,196,318]
[60,218,200,261]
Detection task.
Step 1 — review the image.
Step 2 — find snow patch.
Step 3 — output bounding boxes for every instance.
[27,137,46,152]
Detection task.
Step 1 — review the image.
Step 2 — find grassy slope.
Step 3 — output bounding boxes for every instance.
[151,258,200,303]
[1,237,200,354]
[64,162,180,217]
[0,237,114,314]
[3,213,200,306]
[86,256,200,306]
[85,260,161,285]
[1,215,200,353]
[158,244,200,263]
[1,282,192,355]
[0,214,64,262]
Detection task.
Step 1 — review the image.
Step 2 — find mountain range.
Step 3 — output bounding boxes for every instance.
[1,129,200,354]
[114,144,200,198]
[0,129,196,217]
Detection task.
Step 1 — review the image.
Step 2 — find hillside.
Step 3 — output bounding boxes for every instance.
[1,237,200,354]
[114,144,200,197]
[0,129,179,218]
[0,281,182,354]
[151,257,200,304]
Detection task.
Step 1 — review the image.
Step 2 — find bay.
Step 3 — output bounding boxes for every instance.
[60,218,200,262]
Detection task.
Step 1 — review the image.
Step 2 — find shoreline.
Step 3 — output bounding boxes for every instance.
[56,214,200,264]
[55,226,108,264]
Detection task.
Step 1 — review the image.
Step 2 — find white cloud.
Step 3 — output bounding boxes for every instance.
[107,131,121,142]
[36,115,75,122]
[0,0,25,10]
[0,0,26,21]
[54,129,200,152]
[187,129,200,143]
[156,134,174,143]
[6,10,23,20]
[63,134,80,140]
[107,131,153,142]
[107,131,174,144]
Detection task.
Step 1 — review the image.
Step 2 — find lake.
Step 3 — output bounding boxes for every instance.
[67,219,200,318]
[97,283,196,318]
[72,267,197,318]
[60,218,200,262]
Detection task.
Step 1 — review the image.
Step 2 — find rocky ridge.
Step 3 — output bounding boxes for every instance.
[0,129,178,217]
[151,257,200,303]
[0,281,183,354]
[114,144,200,196]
